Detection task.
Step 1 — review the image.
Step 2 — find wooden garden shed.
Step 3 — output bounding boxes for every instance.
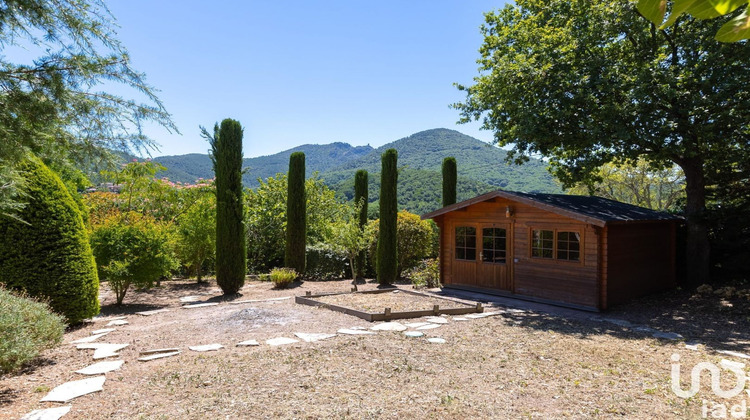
[422,190,682,311]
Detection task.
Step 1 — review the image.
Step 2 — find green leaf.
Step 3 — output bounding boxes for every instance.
[686,0,749,18]
[660,0,700,28]
[638,0,668,24]
[715,10,750,41]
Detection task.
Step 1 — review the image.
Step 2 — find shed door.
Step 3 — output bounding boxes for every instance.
[478,225,511,291]
[452,225,477,286]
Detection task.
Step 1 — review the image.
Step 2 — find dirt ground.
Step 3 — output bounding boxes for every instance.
[2,278,749,419]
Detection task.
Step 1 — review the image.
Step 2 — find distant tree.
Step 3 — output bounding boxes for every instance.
[377,149,398,286]
[204,119,246,295]
[176,193,216,282]
[568,160,685,212]
[454,0,750,284]
[367,210,434,279]
[0,156,99,323]
[332,202,369,282]
[0,0,177,218]
[285,152,307,274]
[442,157,457,207]
[354,170,369,278]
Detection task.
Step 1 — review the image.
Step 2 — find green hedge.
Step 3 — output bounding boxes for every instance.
[0,157,99,324]
[0,286,65,374]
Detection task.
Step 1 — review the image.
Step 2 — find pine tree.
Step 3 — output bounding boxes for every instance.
[377,149,398,286]
[285,152,306,274]
[0,156,99,324]
[442,157,457,207]
[354,169,369,279]
[205,119,246,295]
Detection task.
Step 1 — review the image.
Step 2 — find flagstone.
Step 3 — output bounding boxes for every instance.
[91,328,116,335]
[337,328,376,335]
[237,339,260,346]
[138,351,181,361]
[416,324,442,330]
[139,348,180,355]
[76,343,129,359]
[71,332,109,344]
[266,337,299,346]
[404,322,431,328]
[106,319,128,326]
[424,316,448,324]
[294,332,336,342]
[370,322,407,332]
[20,406,71,420]
[189,344,223,352]
[427,338,446,344]
[75,360,124,375]
[404,331,424,338]
[136,309,170,316]
[40,376,105,403]
[182,303,219,309]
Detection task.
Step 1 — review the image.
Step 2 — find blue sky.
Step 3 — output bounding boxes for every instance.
[105,1,508,158]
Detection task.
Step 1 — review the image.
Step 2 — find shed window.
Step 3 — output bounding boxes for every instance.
[455,226,476,261]
[531,230,554,258]
[557,231,581,261]
[482,227,507,264]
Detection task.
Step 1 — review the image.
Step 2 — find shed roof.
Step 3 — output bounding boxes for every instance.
[421,190,683,227]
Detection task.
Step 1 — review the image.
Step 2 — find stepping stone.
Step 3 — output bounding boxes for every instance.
[685,342,701,351]
[603,318,633,328]
[20,406,71,420]
[717,350,750,360]
[189,344,223,352]
[136,309,170,316]
[237,339,260,347]
[427,338,446,344]
[106,319,128,326]
[404,322,431,328]
[266,337,299,346]
[91,328,116,335]
[77,343,129,359]
[404,331,424,338]
[139,348,180,355]
[337,328,376,335]
[71,332,109,344]
[652,331,683,340]
[75,360,124,375]
[230,296,292,305]
[634,326,657,333]
[95,316,126,322]
[452,317,469,321]
[370,322,407,332]
[424,316,448,324]
[465,311,504,319]
[138,351,180,361]
[179,295,202,303]
[294,332,336,342]
[40,376,105,402]
[416,324,442,330]
[507,309,525,314]
[182,303,219,309]
[348,326,367,330]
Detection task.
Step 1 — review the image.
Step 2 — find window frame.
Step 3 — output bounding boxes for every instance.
[529,227,583,264]
[481,226,508,265]
[454,225,477,261]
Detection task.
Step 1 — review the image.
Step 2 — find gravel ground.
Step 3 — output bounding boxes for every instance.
[1,278,748,419]
[312,289,474,313]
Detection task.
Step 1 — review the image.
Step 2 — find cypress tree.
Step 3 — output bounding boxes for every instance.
[0,156,99,324]
[442,157,457,207]
[208,119,246,295]
[377,149,398,286]
[354,169,368,279]
[285,152,306,274]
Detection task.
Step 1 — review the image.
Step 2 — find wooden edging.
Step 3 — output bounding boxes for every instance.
[295,289,483,322]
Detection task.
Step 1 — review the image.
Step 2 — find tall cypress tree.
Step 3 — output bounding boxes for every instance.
[285,152,306,273]
[207,119,245,295]
[442,157,457,207]
[354,169,368,279]
[377,149,398,286]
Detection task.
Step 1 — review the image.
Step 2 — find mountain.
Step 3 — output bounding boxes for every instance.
[153,142,373,187]
[145,128,561,214]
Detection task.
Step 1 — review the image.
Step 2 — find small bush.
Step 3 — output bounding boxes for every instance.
[0,286,65,374]
[270,267,298,289]
[305,243,349,280]
[405,259,441,289]
[90,213,178,305]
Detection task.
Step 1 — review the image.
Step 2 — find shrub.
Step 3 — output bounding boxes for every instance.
[0,156,99,324]
[0,286,65,374]
[405,259,441,289]
[367,210,435,278]
[176,194,216,281]
[207,118,246,295]
[377,148,398,285]
[285,152,307,273]
[270,267,298,289]
[306,243,349,280]
[90,213,178,305]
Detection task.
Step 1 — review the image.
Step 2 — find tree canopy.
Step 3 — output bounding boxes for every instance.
[0,0,177,217]
[637,0,750,42]
[455,0,750,283]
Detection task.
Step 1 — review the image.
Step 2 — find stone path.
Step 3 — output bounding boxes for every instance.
[40,376,106,403]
